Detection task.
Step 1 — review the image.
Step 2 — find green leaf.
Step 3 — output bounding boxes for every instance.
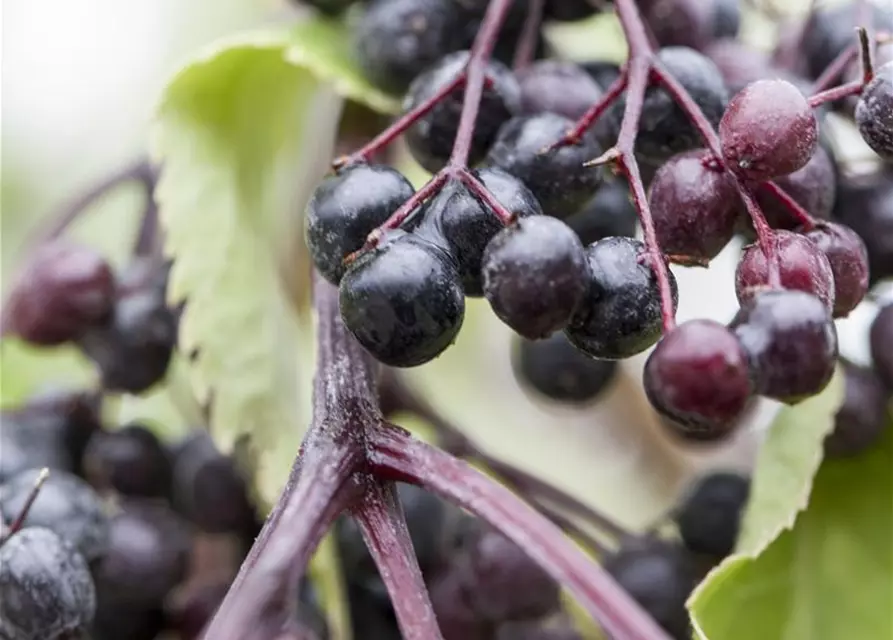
[689,374,893,640]
[151,18,397,483]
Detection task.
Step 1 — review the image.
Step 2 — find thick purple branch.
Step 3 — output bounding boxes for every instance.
[354,480,444,640]
[368,426,672,640]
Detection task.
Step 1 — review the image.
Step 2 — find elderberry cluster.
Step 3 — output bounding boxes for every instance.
[303,0,893,445]
[0,390,326,640]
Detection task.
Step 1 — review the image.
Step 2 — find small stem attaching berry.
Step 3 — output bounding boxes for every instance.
[0,468,50,545]
[512,0,545,72]
[737,184,782,286]
[760,181,818,231]
[808,79,866,107]
[457,168,517,224]
[557,70,629,147]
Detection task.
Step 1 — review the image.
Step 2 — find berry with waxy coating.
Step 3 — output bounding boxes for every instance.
[482,216,587,339]
[720,79,818,182]
[306,164,415,285]
[871,304,893,390]
[0,468,109,562]
[487,112,604,218]
[416,168,542,295]
[833,169,893,284]
[340,230,465,367]
[566,237,679,360]
[603,538,698,640]
[824,361,890,458]
[512,332,618,404]
[644,0,741,50]
[606,47,729,164]
[0,527,97,640]
[3,240,116,346]
[804,222,869,318]
[403,52,521,173]
[676,472,750,558]
[565,178,638,246]
[735,230,836,312]
[648,149,739,264]
[516,60,603,120]
[731,290,838,404]
[856,61,893,161]
[83,423,172,498]
[645,319,752,441]
[353,0,467,92]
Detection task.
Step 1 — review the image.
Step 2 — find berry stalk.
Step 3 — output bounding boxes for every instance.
[0,468,50,545]
[761,181,818,230]
[512,0,546,71]
[368,426,672,640]
[353,481,443,640]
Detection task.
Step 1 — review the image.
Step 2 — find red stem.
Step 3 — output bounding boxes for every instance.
[808,79,865,107]
[0,468,50,544]
[448,0,515,167]
[458,168,516,224]
[354,481,444,640]
[759,181,817,230]
[811,38,863,93]
[560,70,629,145]
[737,184,781,286]
[333,74,467,169]
[369,426,672,640]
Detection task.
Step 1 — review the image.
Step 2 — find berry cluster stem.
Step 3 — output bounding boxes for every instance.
[0,468,50,545]
[512,0,546,71]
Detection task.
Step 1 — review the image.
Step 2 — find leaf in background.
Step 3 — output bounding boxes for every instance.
[151,18,399,501]
[689,373,893,639]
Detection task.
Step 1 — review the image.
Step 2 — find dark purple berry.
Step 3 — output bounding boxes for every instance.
[603,538,698,640]
[0,527,97,640]
[565,178,638,246]
[305,164,415,285]
[856,61,893,161]
[824,361,890,458]
[646,319,752,441]
[648,149,739,264]
[804,222,870,318]
[833,169,893,284]
[512,332,618,404]
[83,423,172,498]
[731,290,838,404]
[705,39,774,95]
[565,237,679,360]
[644,0,741,50]
[720,79,818,182]
[517,60,602,120]
[340,230,465,367]
[580,60,622,94]
[675,471,750,558]
[403,52,521,173]
[487,112,604,218]
[353,0,468,92]
[3,240,115,346]
[735,230,836,312]
[482,216,587,339]
[801,3,893,80]
[871,304,893,390]
[416,168,542,295]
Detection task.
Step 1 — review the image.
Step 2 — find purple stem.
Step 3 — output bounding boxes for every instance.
[759,181,817,230]
[458,168,516,224]
[369,426,671,640]
[354,480,444,640]
[512,0,546,71]
[808,79,865,107]
[562,71,629,145]
[0,468,50,544]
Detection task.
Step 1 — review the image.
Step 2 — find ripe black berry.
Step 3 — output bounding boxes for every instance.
[856,61,893,162]
[482,216,587,339]
[565,178,638,246]
[824,361,890,458]
[804,222,869,319]
[3,240,115,346]
[92,501,191,608]
[833,169,893,284]
[648,149,739,264]
[0,468,109,562]
[340,230,465,367]
[675,471,750,558]
[516,60,603,120]
[306,164,415,285]
[565,237,679,360]
[512,332,618,404]
[603,538,698,640]
[720,79,817,182]
[77,261,177,394]
[416,168,542,295]
[735,230,835,313]
[801,3,893,80]
[644,0,741,51]
[0,527,97,640]
[731,290,838,404]
[82,423,173,498]
[403,52,521,173]
[645,319,752,441]
[607,47,729,164]
[353,0,467,92]
[871,304,893,390]
[170,431,256,533]
[487,112,604,218]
